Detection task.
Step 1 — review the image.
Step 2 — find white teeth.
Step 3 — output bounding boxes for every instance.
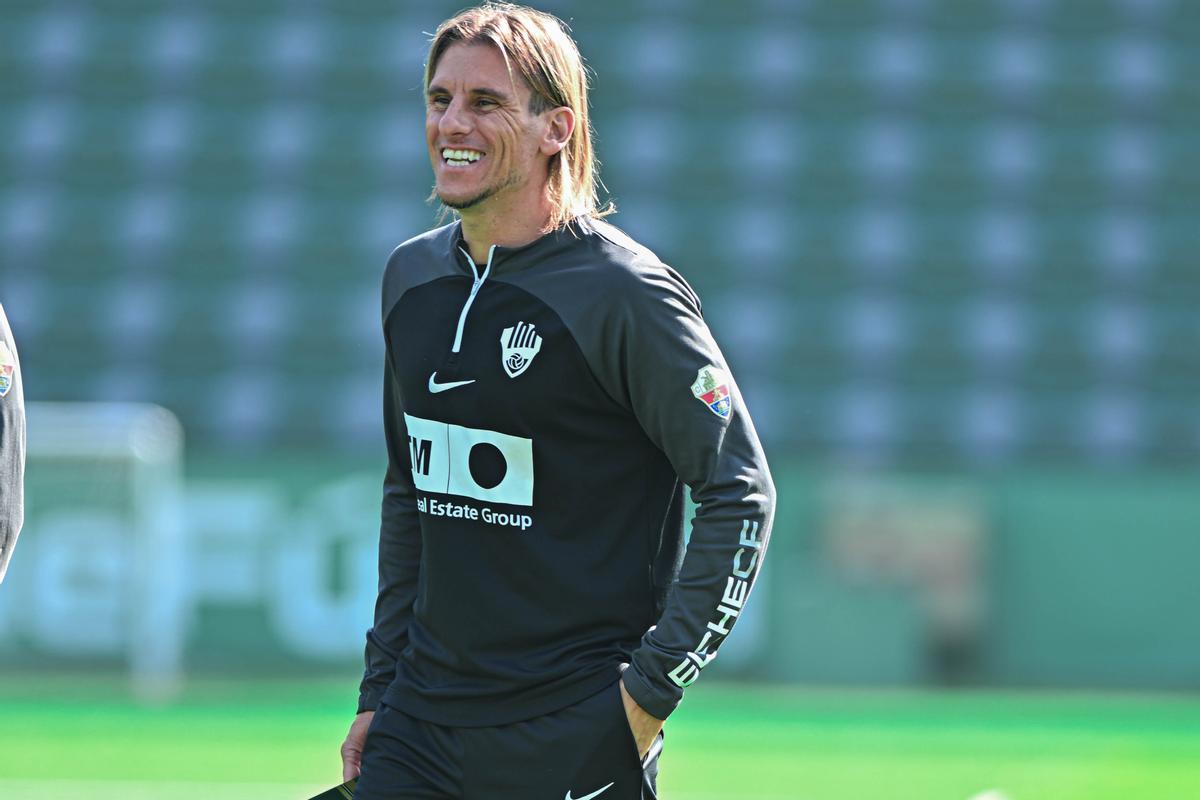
[441,148,482,162]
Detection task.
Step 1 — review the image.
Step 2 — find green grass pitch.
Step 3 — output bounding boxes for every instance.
[1,675,1198,799]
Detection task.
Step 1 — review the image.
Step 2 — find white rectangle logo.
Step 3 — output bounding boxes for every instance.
[404,414,534,507]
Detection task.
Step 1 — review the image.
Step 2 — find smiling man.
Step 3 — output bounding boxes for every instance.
[341,4,775,798]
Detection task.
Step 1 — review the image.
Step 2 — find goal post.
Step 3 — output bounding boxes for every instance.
[15,402,186,700]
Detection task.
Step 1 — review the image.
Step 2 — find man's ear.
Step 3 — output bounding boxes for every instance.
[540,106,575,156]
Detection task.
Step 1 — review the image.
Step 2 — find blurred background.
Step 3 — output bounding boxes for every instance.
[1,0,1199,798]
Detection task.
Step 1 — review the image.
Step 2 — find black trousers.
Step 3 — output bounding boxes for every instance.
[354,680,661,799]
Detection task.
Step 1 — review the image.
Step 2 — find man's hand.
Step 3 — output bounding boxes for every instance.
[618,679,664,759]
[340,710,375,782]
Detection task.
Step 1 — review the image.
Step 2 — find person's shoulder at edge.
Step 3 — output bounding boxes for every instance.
[385,220,461,275]
[573,216,702,312]
[380,221,463,317]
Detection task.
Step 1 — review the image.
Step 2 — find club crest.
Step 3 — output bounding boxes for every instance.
[0,341,14,398]
[500,321,542,379]
[691,365,732,418]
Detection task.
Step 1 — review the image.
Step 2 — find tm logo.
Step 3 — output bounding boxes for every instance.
[409,437,432,476]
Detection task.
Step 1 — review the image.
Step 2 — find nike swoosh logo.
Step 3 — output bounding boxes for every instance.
[428,372,476,394]
[565,782,614,800]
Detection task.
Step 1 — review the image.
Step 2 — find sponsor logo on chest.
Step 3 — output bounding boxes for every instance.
[405,413,536,531]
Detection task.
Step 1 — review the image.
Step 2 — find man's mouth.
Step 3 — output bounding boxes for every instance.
[441,148,484,167]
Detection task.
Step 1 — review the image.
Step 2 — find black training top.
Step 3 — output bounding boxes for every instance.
[358,217,775,726]
[0,303,25,584]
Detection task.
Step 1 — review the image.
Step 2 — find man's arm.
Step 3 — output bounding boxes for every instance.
[343,355,422,780]
[0,303,25,584]
[357,355,423,711]
[606,265,776,725]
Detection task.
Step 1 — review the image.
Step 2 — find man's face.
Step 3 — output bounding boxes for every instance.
[425,43,549,212]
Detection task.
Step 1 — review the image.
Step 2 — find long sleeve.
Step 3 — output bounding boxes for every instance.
[599,265,776,721]
[357,353,423,713]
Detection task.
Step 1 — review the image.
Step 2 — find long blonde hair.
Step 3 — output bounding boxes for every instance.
[425,3,613,229]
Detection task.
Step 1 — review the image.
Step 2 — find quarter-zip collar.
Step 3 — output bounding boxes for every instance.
[451,243,496,354]
[443,218,585,358]
[446,217,586,277]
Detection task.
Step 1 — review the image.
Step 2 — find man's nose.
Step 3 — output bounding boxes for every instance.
[439,97,471,136]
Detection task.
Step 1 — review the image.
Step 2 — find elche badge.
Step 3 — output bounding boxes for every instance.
[0,341,14,398]
[500,321,542,378]
[691,364,732,418]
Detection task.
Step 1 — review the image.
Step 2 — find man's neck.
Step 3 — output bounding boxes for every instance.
[458,192,556,266]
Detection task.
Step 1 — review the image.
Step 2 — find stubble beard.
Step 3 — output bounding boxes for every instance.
[440,184,500,211]
[437,167,523,212]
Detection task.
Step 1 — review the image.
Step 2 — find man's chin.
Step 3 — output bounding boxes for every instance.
[438,187,496,211]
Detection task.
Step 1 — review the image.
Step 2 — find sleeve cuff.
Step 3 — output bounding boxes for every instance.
[357,683,388,714]
[620,662,681,722]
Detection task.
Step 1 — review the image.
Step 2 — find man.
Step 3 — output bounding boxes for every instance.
[342,4,774,798]
[0,302,25,583]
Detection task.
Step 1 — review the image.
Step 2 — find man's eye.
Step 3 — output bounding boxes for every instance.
[430,96,449,108]
[476,98,497,108]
